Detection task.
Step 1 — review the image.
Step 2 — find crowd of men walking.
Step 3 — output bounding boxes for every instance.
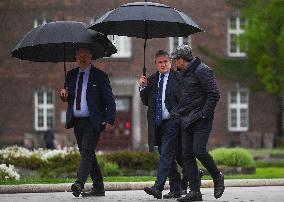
[60,44,225,201]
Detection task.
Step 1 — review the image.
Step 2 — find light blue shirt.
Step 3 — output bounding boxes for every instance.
[73,64,91,117]
[158,71,171,120]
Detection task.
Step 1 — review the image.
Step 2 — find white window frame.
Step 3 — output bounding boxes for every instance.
[169,36,191,54]
[228,88,249,132]
[34,90,55,131]
[107,35,132,58]
[227,16,246,57]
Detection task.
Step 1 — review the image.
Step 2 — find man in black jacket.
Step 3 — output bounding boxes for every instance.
[140,50,184,199]
[170,45,225,202]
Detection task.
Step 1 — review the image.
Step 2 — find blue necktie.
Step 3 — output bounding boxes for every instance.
[155,73,165,126]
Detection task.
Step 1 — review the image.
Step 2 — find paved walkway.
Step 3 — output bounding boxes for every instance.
[1,186,284,202]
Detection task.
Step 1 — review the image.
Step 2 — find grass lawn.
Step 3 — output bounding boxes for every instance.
[1,168,284,185]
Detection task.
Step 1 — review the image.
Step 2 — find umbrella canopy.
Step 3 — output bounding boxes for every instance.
[88,1,203,75]
[89,2,202,38]
[12,21,117,62]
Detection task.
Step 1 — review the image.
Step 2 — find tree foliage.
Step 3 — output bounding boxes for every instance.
[228,0,284,98]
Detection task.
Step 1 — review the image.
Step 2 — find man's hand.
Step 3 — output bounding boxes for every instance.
[139,75,147,87]
[102,122,113,131]
[60,88,69,102]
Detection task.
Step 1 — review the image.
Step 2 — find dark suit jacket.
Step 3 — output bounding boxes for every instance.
[140,70,180,152]
[178,57,220,130]
[64,65,116,133]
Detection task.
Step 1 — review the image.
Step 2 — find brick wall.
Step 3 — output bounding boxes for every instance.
[0,0,277,149]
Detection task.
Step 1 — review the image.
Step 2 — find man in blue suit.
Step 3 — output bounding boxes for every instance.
[60,47,116,197]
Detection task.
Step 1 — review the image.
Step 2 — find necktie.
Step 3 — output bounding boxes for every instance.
[155,73,165,126]
[76,72,85,110]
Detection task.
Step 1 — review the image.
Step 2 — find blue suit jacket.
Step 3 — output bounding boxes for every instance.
[64,65,116,133]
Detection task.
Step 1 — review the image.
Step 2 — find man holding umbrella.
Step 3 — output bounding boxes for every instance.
[60,47,116,197]
[140,50,188,199]
[170,44,225,201]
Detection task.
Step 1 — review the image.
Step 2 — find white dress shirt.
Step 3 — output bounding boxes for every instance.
[158,71,171,120]
[73,64,91,117]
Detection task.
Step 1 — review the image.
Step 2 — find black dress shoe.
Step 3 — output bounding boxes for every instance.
[213,172,225,199]
[144,186,162,199]
[163,191,181,199]
[177,190,203,202]
[181,169,204,195]
[71,182,83,197]
[81,187,105,197]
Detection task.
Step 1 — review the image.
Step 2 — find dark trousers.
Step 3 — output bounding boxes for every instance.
[155,119,181,192]
[182,118,220,191]
[175,131,188,190]
[74,117,104,190]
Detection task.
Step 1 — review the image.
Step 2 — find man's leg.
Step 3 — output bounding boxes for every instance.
[81,137,105,197]
[164,160,182,199]
[175,132,188,193]
[177,126,202,202]
[144,120,179,199]
[191,118,224,199]
[72,118,101,197]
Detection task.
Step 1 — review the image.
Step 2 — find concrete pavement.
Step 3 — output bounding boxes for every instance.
[1,179,284,194]
[1,186,284,202]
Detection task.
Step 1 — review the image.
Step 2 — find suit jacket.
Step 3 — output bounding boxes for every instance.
[140,69,180,152]
[178,57,220,130]
[64,65,116,133]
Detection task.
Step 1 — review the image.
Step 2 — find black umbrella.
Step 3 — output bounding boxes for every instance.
[11,21,117,81]
[88,1,203,75]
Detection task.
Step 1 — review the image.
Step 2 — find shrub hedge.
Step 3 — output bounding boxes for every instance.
[210,147,255,167]
[0,146,256,177]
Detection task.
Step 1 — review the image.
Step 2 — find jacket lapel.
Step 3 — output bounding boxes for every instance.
[70,68,79,96]
[165,70,173,96]
[87,64,95,92]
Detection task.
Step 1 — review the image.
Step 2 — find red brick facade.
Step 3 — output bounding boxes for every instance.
[0,0,278,150]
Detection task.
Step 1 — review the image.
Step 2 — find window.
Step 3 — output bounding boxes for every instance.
[107,35,132,58]
[228,89,249,131]
[34,90,55,131]
[116,98,130,112]
[169,36,191,54]
[33,16,52,28]
[227,16,246,57]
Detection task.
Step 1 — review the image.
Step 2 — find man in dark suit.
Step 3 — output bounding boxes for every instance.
[170,44,225,202]
[60,47,116,197]
[140,50,186,199]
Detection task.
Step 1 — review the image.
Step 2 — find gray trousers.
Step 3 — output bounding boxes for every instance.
[74,117,104,190]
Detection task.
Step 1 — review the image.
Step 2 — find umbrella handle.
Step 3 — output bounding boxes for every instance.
[143,38,147,76]
[143,19,147,76]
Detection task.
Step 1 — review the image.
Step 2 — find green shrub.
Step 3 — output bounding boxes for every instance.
[98,158,120,176]
[102,150,159,170]
[38,148,80,177]
[210,147,254,167]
